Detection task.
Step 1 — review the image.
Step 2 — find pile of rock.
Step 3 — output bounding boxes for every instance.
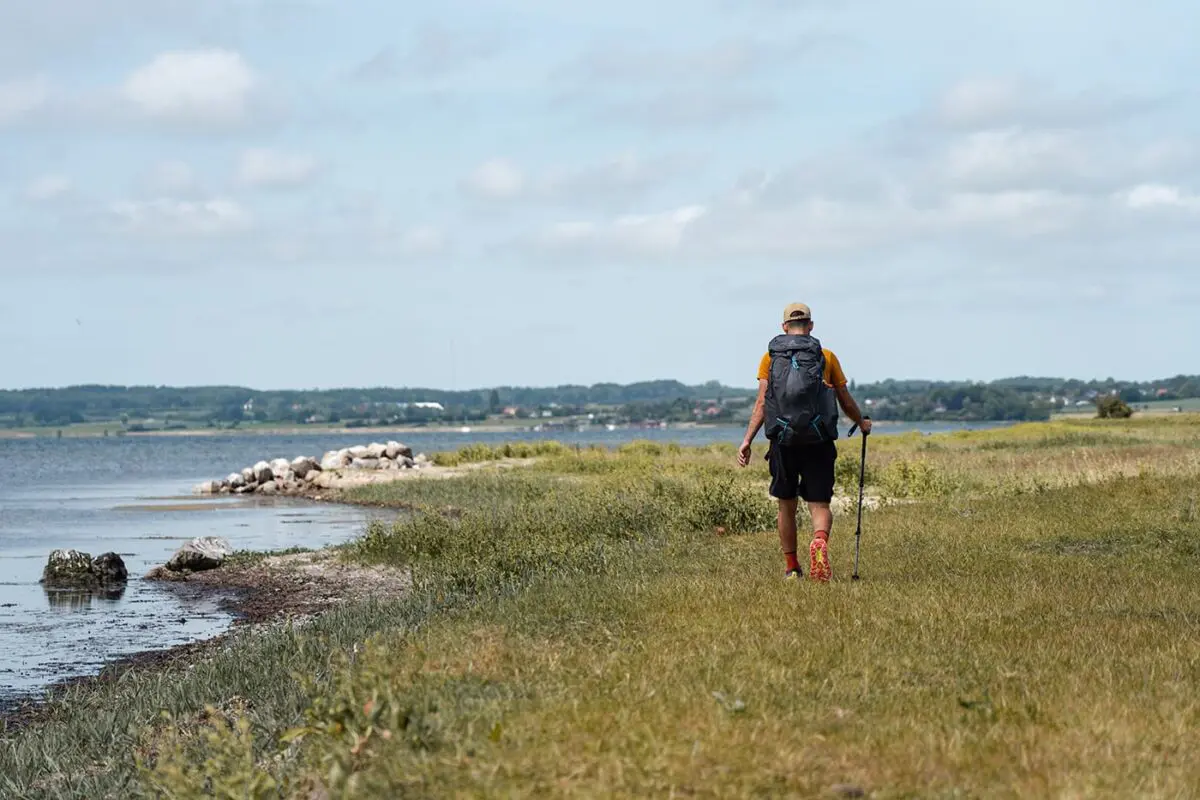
[41,549,128,588]
[193,441,430,497]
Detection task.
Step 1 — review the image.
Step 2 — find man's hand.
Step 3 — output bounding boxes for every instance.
[859,417,873,436]
[737,440,753,467]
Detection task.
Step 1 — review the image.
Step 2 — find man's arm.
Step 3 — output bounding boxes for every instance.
[738,379,768,466]
[834,385,872,433]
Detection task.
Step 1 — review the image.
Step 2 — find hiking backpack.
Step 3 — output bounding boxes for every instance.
[763,333,839,447]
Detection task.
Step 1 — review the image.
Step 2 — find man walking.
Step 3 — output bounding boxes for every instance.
[738,303,871,582]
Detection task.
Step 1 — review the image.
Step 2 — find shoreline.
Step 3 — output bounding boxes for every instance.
[0,422,698,439]
[0,459,522,729]
[1,544,410,731]
[0,417,1036,440]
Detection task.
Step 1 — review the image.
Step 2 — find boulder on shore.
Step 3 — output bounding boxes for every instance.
[92,552,129,584]
[41,549,129,588]
[164,536,235,573]
[291,456,320,479]
[253,461,274,483]
[321,449,350,470]
[386,441,414,460]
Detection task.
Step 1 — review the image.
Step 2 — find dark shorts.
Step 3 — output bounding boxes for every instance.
[768,440,837,502]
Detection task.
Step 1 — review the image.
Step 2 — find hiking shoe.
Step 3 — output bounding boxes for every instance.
[784,568,803,581]
[809,537,831,583]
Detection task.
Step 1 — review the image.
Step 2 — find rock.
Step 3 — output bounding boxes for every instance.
[386,441,413,460]
[253,460,274,483]
[234,485,254,494]
[321,449,350,470]
[269,457,292,477]
[258,481,279,496]
[41,549,129,587]
[365,442,388,459]
[41,549,96,586]
[351,458,380,470]
[414,453,429,465]
[291,456,320,478]
[92,552,128,584]
[144,565,180,581]
[227,472,246,489]
[399,455,415,469]
[310,472,336,489]
[283,480,302,493]
[194,480,222,495]
[348,445,370,459]
[165,537,234,573]
[241,467,256,483]
[304,470,322,483]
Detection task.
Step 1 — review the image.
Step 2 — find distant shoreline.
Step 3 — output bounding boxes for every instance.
[0,421,718,440]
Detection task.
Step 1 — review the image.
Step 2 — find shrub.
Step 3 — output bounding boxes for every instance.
[1096,395,1134,419]
[878,458,958,498]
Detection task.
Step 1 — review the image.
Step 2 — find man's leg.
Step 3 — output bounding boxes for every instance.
[807,502,832,538]
[801,442,838,582]
[768,443,803,577]
[807,502,833,582]
[778,498,801,576]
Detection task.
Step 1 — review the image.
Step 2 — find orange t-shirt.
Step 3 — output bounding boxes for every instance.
[757,348,848,388]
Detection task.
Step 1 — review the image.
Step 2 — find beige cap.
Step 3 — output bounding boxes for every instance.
[783,303,812,324]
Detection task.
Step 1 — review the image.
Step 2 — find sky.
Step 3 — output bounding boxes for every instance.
[2,0,1198,391]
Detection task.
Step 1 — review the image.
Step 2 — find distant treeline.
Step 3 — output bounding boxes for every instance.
[1,374,1197,428]
[0,380,752,428]
[849,374,1200,422]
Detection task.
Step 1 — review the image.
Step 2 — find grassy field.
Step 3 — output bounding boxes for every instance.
[3,416,1199,798]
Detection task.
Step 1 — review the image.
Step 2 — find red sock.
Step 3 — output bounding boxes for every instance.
[785,552,801,572]
[813,530,829,543]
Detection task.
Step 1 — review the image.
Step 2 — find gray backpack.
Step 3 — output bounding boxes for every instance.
[763,334,839,446]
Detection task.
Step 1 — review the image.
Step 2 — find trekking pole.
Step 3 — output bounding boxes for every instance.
[847,419,870,581]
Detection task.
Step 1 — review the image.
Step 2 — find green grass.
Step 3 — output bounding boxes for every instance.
[4,416,1200,797]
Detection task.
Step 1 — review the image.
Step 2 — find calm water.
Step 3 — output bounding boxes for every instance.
[0,421,1011,706]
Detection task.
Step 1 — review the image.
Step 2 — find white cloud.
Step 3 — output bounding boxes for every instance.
[121,50,260,128]
[462,152,694,206]
[23,174,72,202]
[463,158,525,200]
[349,24,505,81]
[534,205,707,257]
[235,148,319,189]
[108,198,253,237]
[942,128,1094,191]
[142,160,203,196]
[562,33,836,85]
[1119,184,1200,212]
[604,89,776,128]
[401,226,447,256]
[935,77,1161,131]
[0,76,50,126]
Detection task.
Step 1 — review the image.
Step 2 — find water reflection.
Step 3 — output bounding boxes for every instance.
[43,585,127,611]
